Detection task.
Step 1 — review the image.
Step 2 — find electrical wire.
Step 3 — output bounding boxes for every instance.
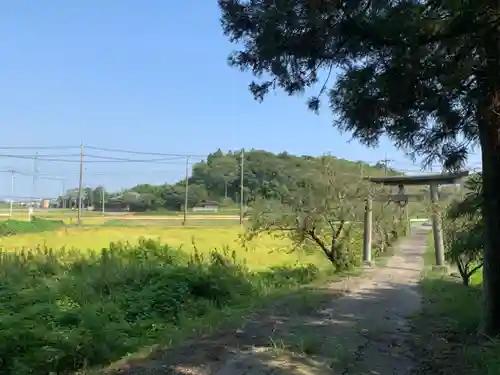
[0,146,481,187]
[0,145,79,150]
[83,153,187,163]
[0,195,58,200]
[0,153,198,164]
[84,169,180,176]
[83,159,191,164]
[85,145,207,158]
[0,153,79,162]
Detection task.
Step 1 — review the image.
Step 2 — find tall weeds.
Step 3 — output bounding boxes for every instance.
[0,237,319,374]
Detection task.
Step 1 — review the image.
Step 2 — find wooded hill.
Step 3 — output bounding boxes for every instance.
[63,149,401,211]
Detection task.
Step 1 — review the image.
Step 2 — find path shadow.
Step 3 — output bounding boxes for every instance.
[106,277,423,375]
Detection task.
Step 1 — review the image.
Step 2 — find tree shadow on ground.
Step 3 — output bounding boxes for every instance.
[105,276,422,375]
[411,274,500,375]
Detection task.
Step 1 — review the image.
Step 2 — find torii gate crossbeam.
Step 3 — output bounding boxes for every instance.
[363,171,469,268]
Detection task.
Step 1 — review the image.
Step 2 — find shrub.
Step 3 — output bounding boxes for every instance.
[0,238,320,374]
[372,209,408,257]
[443,181,484,287]
[0,217,64,237]
[443,216,483,287]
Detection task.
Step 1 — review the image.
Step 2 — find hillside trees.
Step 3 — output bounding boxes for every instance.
[246,157,407,269]
[58,150,400,212]
[188,149,394,205]
[247,158,369,269]
[218,0,500,336]
[210,152,238,199]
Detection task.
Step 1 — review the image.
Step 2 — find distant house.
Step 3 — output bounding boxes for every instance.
[192,200,219,212]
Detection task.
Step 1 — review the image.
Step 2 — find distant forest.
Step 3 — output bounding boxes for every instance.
[60,149,400,212]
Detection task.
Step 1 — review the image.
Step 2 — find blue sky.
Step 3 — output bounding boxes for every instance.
[0,1,481,200]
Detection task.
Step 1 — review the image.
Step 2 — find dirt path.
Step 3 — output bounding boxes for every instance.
[110,225,430,375]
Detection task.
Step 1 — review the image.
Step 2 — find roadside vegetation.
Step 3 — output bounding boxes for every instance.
[0,216,64,236]
[0,150,413,374]
[413,243,500,374]
[413,173,500,374]
[0,238,326,374]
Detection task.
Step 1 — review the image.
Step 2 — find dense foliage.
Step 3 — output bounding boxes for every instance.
[0,238,320,374]
[0,217,64,236]
[246,157,408,269]
[444,174,484,286]
[59,149,399,212]
[443,215,483,287]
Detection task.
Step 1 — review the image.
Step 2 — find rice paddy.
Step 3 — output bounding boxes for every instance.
[0,218,332,374]
[0,222,327,270]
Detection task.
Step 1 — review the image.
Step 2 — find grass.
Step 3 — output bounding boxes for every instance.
[0,209,105,219]
[132,209,242,216]
[0,217,64,236]
[0,237,327,375]
[1,212,244,226]
[412,236,500,375]
[0,220,368,374]
[94,218,240,227]
[0,226,330,271]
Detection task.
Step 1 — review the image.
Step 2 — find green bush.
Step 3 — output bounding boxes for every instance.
[413,238,500,375]
[372,211,408,257]
[416,276,500,374]
[443,215,483,286]
[0,238,319,374]
[0,217,64,237]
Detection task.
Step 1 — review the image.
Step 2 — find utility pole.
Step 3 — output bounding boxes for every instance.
[77,143,84,225]
[379,154,394,223]
[183,156,190,226]
[9,170,15,218]
[101,187,105,215]
[61,180,66,209]
[380,153,393,176]
[240,149,244,225]
[29,153,38,220]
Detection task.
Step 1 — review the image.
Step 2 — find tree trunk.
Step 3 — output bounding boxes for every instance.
[463,274,470,287]
[478,28,500,334]
[224,181,228,199]
[478,132,500,335]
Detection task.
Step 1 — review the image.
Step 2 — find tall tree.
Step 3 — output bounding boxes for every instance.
[247,159,370,269]
[219,0,500,335]
[208,155,238,198]
[91,186,106,209]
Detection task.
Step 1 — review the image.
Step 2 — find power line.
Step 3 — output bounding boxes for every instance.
[85,145,207,158]
[0,145,79,150]
[0,169,67,182]
[83,153,187,163]
[0,153,80,158]
[0,153,81,162]
[0,195,59,200]
[0,153,203,164]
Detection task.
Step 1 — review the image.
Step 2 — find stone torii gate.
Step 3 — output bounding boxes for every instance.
[362,171,469,268]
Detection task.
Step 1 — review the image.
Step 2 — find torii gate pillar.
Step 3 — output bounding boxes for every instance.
[429,183,445,267]
[365,171,469,268]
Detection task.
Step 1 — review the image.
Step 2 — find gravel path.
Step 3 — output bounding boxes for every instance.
[110,225,430,375]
